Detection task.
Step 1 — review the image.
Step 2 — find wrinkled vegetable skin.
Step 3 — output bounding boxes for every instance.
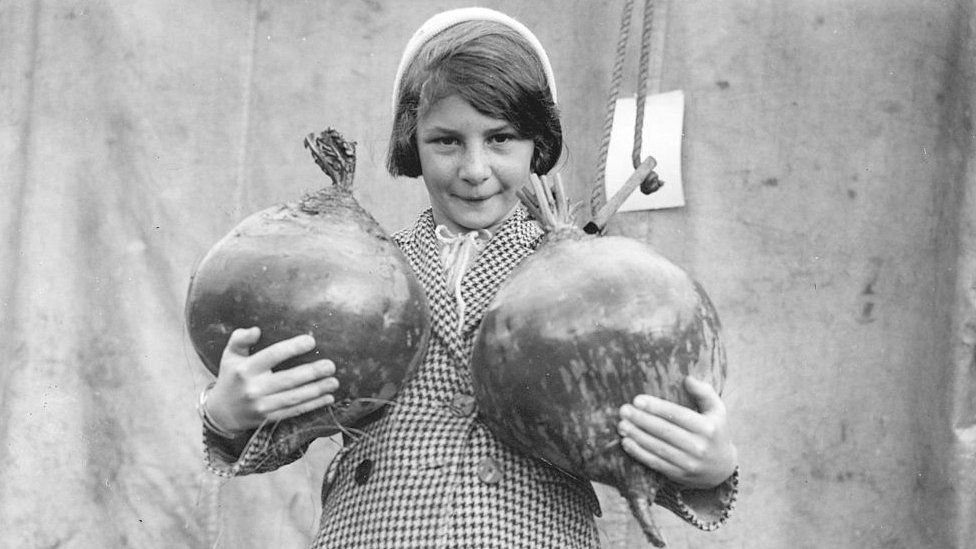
[471,236,725,546]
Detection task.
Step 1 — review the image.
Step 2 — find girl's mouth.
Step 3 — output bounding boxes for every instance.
[457,194,493,203]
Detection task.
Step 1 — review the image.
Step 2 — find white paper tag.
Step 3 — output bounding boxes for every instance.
[604,90,685,211]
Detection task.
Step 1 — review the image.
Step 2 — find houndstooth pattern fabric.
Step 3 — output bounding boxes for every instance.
[202,205,738,547]
[309,206,602,548]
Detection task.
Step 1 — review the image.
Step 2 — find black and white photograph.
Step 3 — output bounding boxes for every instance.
[1,1,973,547]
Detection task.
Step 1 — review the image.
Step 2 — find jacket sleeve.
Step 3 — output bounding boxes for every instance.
[202,420,314,478]
[654,467,739,531]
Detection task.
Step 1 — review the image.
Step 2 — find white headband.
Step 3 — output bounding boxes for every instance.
[390,7,558,114]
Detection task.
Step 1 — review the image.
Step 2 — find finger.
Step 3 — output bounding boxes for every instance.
[263,374,339,412]
[684,376,726,416]
[223,327,261,359]
[620,435,684,479]
[630,394,707,433]
[265,391,337,422]
[619,404,701,456]
[264,359,336,393]
[246,334,317,374]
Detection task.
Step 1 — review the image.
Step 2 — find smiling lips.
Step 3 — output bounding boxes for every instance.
[456,194,494,202]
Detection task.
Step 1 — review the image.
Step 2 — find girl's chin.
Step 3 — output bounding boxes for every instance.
[434,197,519,233]
[456,213,503,230]
[449,208,513,233]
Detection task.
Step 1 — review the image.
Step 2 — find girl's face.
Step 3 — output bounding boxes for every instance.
[416,94,535,234]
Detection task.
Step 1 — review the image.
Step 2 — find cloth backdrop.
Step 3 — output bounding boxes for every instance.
[1,0,974,547]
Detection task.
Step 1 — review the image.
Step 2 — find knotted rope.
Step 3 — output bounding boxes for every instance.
[590,0,658,218]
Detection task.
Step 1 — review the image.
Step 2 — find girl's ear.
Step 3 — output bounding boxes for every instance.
[406,134,423,178]
[531,142,553,175]
[531,146,544,175]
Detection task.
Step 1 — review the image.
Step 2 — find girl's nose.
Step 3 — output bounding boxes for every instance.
[458,147,491,184]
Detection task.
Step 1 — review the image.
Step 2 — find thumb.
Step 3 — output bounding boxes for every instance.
[223,327,261,359]
[684,375,724,416]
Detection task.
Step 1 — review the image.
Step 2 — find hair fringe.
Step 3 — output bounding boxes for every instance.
[387,21,562,179]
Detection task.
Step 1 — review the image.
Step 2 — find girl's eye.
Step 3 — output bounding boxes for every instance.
[490,133,516,145]
[434,136,458,146]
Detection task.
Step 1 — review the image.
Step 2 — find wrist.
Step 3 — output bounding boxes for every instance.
[198,382,247,438]
[678,446,738,490]
[704,455,738,489]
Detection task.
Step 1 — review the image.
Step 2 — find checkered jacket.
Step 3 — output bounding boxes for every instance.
[204,206,737,548]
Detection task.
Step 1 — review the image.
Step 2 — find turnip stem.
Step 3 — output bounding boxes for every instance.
[530,174,558,228]
[586,156,657,233]
[305,128,357,192]
[517,188,546,223]
[553,173,571,222]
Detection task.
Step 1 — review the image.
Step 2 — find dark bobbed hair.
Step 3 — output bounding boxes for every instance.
[387,21,562,178]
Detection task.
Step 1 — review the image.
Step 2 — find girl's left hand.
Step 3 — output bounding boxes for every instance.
[618,376,737,490]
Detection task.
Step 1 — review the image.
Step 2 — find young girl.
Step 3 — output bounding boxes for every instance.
[199,8,738,548]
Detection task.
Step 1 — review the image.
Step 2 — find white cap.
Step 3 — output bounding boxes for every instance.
[391,7,558,114]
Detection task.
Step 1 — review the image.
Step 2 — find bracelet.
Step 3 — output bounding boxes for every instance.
[197,382,246,439]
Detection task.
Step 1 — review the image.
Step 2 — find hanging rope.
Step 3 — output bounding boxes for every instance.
[590,0,634,218]
[589,0,658,219]
[633,0,655,168]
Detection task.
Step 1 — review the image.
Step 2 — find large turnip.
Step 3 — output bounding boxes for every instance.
[185,129,430,446]
[470,168,726,547]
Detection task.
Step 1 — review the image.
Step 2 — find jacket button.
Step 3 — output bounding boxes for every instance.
[354,458,373,485]
[450,393,476,417]
[477,457,503,484]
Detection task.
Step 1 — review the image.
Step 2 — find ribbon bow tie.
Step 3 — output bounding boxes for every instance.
[435,225,492,333]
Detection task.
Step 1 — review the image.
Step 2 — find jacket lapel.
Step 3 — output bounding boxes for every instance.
[396,207,544,365]
[459,206,543,339]
[397,210,466,361]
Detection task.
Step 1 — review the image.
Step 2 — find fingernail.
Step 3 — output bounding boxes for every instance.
[300,335,315,348]
[633,394,651,408]
[620,438,634,453]
[620,404,634,419]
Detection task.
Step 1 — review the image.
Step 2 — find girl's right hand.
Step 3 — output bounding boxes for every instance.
[205,327,340,433]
